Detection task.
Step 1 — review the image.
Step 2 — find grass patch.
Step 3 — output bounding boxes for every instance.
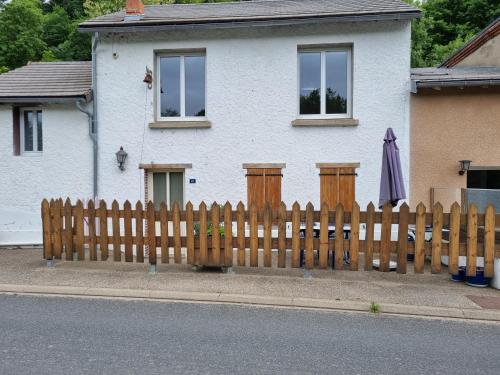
[370,302,380,313]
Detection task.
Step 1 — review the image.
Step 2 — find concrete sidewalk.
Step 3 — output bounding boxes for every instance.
[1,248,500,321]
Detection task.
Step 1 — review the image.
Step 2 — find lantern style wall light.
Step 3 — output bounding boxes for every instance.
[116,146,128,171]
[458,160,471,175]
[143,66,153,89]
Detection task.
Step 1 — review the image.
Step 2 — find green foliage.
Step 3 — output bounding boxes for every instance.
[43,7,72,48]
[406,0,500,67]
[370,302,380,314]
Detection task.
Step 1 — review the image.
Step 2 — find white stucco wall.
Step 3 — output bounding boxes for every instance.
[96,21,412,210]
[0,104,93,244]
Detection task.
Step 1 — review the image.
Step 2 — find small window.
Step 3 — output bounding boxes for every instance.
[20,109,43,153]
[158,53,206,119]
[152,171,185,210]
[467,170,500,189]
[298,48,351,118]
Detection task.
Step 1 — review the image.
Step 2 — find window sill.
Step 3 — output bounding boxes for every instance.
[149,121,211,129]
[291,118,359,127]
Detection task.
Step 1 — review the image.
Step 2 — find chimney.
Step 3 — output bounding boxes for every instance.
[125,0,144,20]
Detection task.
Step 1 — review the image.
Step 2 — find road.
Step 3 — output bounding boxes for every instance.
[0,294,499,375]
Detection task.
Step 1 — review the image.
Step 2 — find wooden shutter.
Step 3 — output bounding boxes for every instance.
[13,107,20,156]
[319,165,358,211]
[246,168,282,212]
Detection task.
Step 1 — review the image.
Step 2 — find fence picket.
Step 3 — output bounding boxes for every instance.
[364,203,375,271]
[112,200,121,262]
[99,200,108,261]
[124,200,133,262]
[210,202,220,266]
[414,203,426,273]
[380,204,392,272]
[291,202,300,268]
[484,204,495,278]
[334,204,344,270]
[51,199,63,259]
[319,203,329,269]
[135,201,143,263]
[41,199,52,260]
[264,203,272,267]
[75,200,84,260]
[397,203,409,274]
[466,204,478,277]
[199,202,208,265]
[250,203,258,267]
[173,202,182,264]
[88,200,97,261]
[64,198,73,261]
[305,203,314,270]
[224,202,233,267]
[431,203,443,274]
[278,202,286,268]
[147,201,157,265]
[185,202,192,264]
[237,202,245,267]
[448,202,461,275]
[350,202,360,271]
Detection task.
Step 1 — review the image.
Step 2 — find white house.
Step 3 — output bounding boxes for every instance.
[0,0,420,244]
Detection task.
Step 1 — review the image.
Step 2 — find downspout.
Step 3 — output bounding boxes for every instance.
[76,32,99,199]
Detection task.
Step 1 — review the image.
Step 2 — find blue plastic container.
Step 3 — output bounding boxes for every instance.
[465,268,490,288]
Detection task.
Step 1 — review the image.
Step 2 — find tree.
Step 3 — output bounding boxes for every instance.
[43,0,86,20]
[43,6,72,48]
[0,0,46,71]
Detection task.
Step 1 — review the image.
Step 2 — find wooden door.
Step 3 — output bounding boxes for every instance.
[320,166,356,211]
[247,168,282,211]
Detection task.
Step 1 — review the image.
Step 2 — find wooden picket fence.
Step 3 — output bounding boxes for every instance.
[41,198,499,277]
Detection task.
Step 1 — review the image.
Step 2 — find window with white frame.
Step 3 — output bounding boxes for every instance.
[151,171,185,210]
[158,53,206,119]
[298,48,352,118]
[21,109,43,153]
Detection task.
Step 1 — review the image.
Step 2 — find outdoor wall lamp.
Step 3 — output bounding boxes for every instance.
[143,66,153,89]
[458,160,471,175]
[116,146,128,171]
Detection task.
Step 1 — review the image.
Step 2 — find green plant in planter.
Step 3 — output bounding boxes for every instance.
[193,221,226,236]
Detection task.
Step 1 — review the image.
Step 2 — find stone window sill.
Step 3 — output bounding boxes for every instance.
[291,118,359,127]
[149,121,211,129]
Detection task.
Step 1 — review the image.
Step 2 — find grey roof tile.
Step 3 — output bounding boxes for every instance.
[0,61,92,102]
[411,67,500,90]
[79,0,420,30]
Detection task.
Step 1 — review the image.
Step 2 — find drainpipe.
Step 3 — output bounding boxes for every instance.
[76,32,99,200]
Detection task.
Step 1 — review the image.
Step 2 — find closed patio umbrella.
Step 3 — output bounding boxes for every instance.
[379,128,406,208]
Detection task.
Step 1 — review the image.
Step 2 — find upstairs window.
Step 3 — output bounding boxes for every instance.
[158,53,206,119]
[20,109,43,154]
[298,48,352,118]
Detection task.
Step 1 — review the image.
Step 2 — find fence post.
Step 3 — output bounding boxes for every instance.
[305,202,314,273]
[51,199,63,260]
[448,202,461,275]
[249,203,258,267]
[431,203,443,274]
[466,204,478,277]
[263,203,272,267]
[173,202,182,264]
[319,202,329,269]
[199,202,208,265]
[112,200,121,262]
[124,200,133,262]
[147,201,157,273]
[484,204,495,278]
[380,204,392,272]
[185,202,193,265]
[75,200,84,260]
[364,203,375,271]
[135,201,143,263]
[291,202,301,268]
[414,203,426,273]
[277,202,287,268]
[397,203,409,274]
[88,199,97,261]
[224,202,233,270]
[41,199,53,267]
[237,202,245,267]
[334,203,344,270]
[350,202,360,271]
[99,200,108,261]
[64,198,73,261]
[210,202,220,266]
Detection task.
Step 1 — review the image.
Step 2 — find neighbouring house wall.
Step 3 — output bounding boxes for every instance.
[410,87,500,210]
[455,34,500,67]
[96,21,412,209]
[0,104,92,244]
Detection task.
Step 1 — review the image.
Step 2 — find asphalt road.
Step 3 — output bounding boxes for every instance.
[0,295,499,375]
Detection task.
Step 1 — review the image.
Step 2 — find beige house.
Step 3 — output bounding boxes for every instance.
[410,17,500,211]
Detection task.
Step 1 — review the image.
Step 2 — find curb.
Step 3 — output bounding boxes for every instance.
[1,283,499,322]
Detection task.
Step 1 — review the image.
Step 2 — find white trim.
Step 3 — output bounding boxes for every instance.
[156,52,207,122]
[20,108,43,156]
[297,47,352,119]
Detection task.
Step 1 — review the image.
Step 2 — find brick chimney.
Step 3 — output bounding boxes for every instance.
[125,0,144,17]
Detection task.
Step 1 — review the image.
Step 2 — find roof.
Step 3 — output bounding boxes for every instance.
[0,62,92,103]
[410,67,500,92]
[440,17,500,68]
[79,0,420,32]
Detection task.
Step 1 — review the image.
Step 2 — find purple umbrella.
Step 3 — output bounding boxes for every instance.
[379,128,406,208]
